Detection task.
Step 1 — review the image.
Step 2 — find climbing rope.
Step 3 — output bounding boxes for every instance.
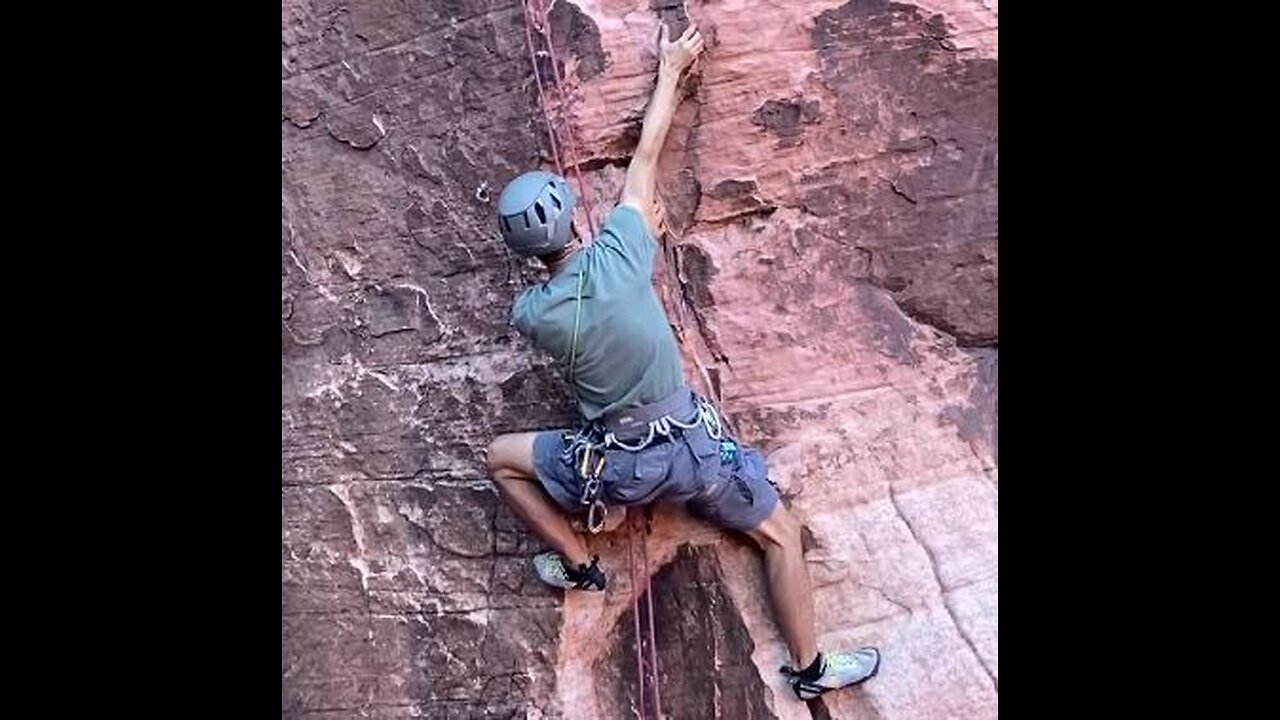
[519,2,662,717]
[520,0,598,239]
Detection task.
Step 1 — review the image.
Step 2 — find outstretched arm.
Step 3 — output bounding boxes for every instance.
[619,22,705,237]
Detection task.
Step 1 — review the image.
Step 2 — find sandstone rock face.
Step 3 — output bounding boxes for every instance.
[282,0,997,717]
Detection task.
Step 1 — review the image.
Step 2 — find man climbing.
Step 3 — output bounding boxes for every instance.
[486,21,881,700]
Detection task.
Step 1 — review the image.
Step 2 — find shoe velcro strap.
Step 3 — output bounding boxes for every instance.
[570,557,603,589]
[792,681,826,699]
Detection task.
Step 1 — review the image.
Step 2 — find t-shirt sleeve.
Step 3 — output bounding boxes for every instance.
[593,204,656,276]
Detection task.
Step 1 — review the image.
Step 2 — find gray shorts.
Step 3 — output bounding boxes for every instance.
[532,421,778,533]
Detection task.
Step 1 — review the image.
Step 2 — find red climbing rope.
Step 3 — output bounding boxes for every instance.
[640,509,662,716]
[521,0,598,240]
[520,2,662,717]
[625,508,662,719]
[520,0,563,173]
[626,514,649,718]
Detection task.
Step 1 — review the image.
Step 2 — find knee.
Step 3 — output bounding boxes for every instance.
[487,433,531,485]
[754,505,804,552]
[775,509,803,550]
[487,435,514,480]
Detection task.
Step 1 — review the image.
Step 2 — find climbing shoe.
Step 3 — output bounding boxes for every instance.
[781,648,881,700]
[532,551,607,591]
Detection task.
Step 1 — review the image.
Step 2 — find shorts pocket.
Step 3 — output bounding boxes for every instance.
[605,442,674,505]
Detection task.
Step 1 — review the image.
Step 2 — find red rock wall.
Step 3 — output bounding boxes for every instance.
[283,0,996,717]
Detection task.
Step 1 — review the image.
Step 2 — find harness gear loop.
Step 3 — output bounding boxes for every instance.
[601,395,725,453]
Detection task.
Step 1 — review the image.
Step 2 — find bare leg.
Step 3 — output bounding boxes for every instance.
[487,433,591,567]
[747,504,819,669]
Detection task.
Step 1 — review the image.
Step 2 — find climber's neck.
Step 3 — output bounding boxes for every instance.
[542,237,583,277]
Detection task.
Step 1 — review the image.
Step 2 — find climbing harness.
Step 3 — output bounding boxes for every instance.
[601,395,723,452]
[561,388,730,539]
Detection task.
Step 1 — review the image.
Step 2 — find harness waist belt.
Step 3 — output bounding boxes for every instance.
[598,386,698,440]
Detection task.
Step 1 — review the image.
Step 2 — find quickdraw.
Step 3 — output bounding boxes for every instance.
[577,442,609,534]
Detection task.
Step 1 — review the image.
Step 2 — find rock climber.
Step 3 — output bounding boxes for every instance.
[486,20,881,700]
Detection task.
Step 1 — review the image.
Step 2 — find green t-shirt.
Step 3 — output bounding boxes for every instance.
[512,205,683,420]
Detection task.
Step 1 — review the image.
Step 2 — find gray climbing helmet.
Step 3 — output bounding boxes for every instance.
[496,170,577,257]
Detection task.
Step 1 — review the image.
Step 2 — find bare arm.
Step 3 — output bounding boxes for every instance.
[619,22,705,236]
